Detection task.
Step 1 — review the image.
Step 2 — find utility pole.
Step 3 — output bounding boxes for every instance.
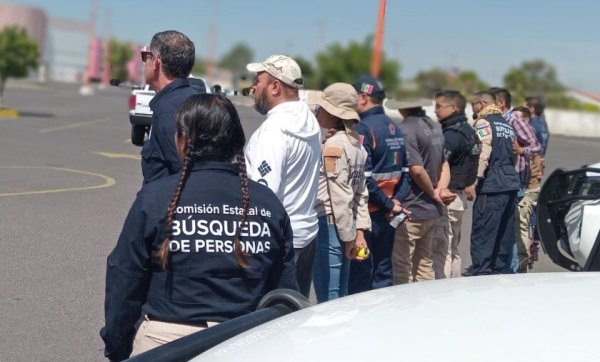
[371,0,386,77]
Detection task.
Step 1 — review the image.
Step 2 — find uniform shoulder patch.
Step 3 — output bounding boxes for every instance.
[477,128,491,137]
[323,146,343,173]
[323,146,343,158]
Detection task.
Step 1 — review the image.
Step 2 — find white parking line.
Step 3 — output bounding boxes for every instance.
[39,118,111,133]
[95,151,141,160]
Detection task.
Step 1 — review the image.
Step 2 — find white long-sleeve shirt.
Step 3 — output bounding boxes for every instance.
[245,100,322,248]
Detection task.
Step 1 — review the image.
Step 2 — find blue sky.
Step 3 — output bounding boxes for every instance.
[6,0,600,91]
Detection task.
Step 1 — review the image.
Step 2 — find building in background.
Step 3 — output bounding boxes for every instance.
[1,3,235,89]
[0,2,144,84]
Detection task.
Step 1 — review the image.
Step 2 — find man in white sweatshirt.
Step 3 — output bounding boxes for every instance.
[245,55,322,297]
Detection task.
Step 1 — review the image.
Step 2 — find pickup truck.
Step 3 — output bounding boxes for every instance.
[128,76,212,146]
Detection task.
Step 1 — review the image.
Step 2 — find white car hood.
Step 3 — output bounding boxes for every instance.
[193,273,600,361]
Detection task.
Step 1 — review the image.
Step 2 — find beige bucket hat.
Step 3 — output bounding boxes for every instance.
[314,83,360,121]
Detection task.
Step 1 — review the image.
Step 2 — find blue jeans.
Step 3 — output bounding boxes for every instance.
[505,186,527,273]
[313,216,350,303]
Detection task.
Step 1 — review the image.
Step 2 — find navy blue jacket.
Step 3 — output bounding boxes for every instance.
[479,114,520,193]
[101,161,298,361]
[354,106,409,212]
[141,78,196,184]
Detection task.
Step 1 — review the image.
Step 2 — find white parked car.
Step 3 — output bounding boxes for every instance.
[193,273,600,362]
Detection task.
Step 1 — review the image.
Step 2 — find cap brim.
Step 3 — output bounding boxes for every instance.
[246,62,266,72]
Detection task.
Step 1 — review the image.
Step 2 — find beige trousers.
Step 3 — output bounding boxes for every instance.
[130,316,219,357]
[516,187,540,273]
[392,217,441,284]
[432,191,466,279]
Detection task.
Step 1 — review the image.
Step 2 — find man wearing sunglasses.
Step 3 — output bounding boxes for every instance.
[140,30,196,184]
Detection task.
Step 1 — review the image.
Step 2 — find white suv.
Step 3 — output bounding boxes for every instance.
[128,76,211,146]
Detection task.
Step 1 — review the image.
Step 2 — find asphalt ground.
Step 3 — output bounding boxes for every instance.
[1,82,599,361]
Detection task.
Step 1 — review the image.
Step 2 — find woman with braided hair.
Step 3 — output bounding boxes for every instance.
[311,83,371,303]
[101,94,297,361]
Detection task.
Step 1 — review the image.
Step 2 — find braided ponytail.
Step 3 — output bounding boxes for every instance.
[234,152,250,268]
[155,138,194,271]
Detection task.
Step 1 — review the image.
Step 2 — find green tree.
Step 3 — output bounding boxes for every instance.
[503,68,528,96]
[413,68,488,97]
[293,56,317,89]
[0,26,39,107]
[414,68,449,96]
[192,58,206,76]
[503,59,564,95]
[219,43,254,74]
[545,93,600,112]
[313,36,400,91]
[108,38,133,81]
[454,70,489,95]
[501,59,598,111]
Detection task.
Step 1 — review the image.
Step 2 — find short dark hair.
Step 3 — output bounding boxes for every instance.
[473,90,496,104]
[489,87,512,108]
[513,106,531,119]
[150,30,195,78]
[435,90,466,112]
[525,96,545,116]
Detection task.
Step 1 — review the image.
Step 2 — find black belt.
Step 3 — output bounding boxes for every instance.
[147,315,209,328]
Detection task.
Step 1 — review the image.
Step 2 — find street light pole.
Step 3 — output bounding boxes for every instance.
[371,0,386,77]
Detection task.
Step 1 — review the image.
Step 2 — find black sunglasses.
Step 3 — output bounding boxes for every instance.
[141,50,154,62]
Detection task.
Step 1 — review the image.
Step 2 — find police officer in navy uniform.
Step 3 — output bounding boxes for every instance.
[101,94,298,361]
[431,90,481,279]
[464,90,520,275]
[141,30,197,184]
[348,75,409,293]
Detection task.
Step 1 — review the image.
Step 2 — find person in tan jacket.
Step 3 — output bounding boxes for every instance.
[312,83,371,302]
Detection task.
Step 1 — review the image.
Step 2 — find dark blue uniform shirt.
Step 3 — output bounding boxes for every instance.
[354,106,409,212]
[101,161,298,361]
[141,78,196,184]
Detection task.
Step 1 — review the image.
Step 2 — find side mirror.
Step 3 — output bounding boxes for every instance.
[257,288,310,311]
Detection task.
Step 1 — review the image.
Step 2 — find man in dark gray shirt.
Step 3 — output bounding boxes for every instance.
[387,98,453,284]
